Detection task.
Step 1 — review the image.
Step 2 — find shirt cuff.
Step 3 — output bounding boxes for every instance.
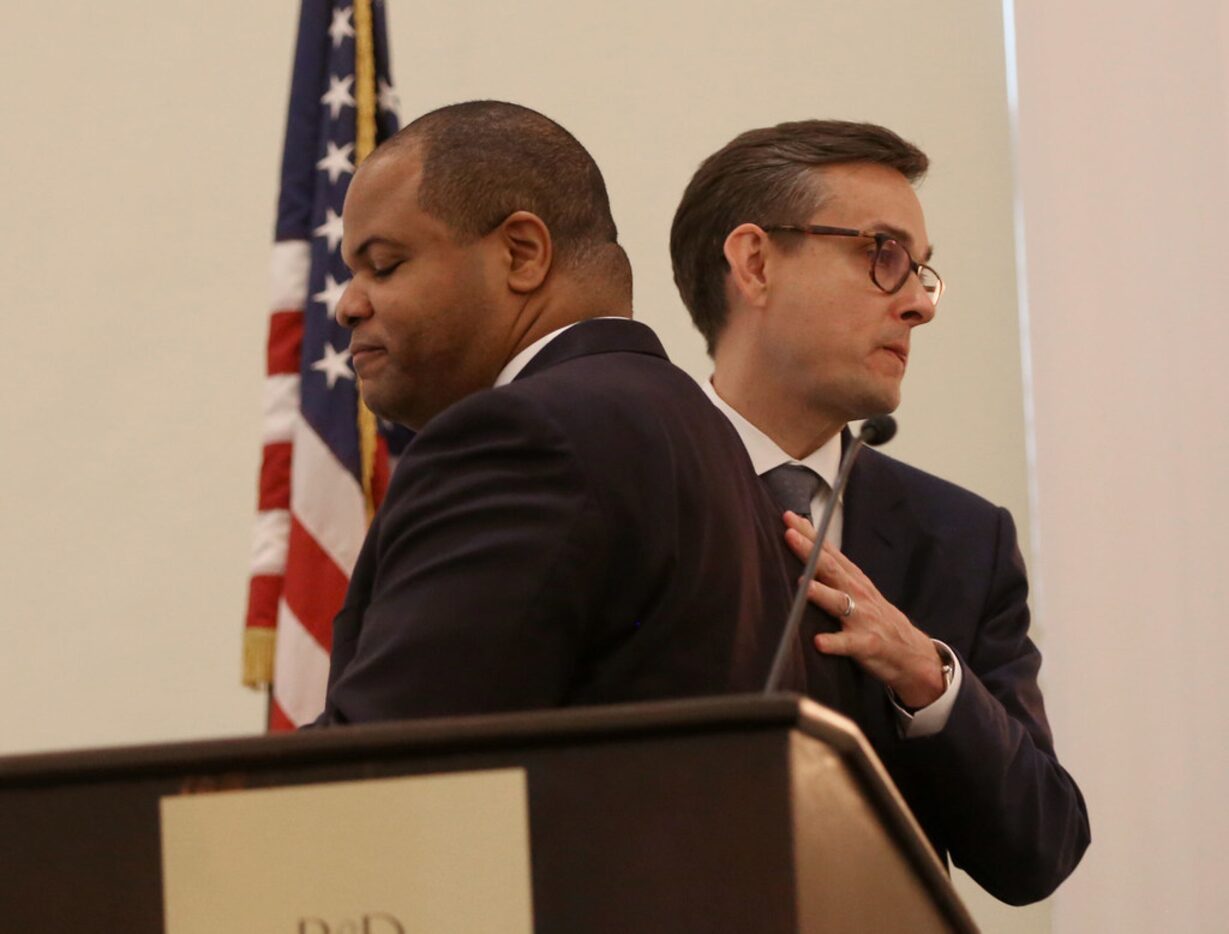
[891,640,962,738]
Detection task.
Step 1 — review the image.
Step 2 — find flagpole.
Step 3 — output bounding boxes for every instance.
[354,0,379,523]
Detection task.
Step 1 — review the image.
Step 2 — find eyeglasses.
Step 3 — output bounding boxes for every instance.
[761,224,944,306]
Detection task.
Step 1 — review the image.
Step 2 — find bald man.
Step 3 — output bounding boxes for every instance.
[315,101,819,723]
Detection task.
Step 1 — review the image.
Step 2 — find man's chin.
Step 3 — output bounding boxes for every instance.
[847,387,901,422]
[358,387,417,432]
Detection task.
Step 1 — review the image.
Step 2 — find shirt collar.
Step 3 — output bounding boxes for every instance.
[494,317,639,387]
[493,323,580,387]
[701,377,843,491]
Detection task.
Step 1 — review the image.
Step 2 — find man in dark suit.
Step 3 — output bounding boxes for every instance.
[669,120,1090,904]
[316,101,811,724]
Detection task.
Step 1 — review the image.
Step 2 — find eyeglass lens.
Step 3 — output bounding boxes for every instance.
[873,240,911,292]
[874,239,940,298]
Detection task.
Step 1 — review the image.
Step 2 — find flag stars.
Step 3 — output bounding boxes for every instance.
[314,208,344,253]
[321,74,356,120]
[316,141,354,183]
[312,342,355,389]
[378,79,400,118]
[328,6,355,47]
[313,273,347,319]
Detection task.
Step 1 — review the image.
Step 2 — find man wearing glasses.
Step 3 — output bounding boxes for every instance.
[670,120,1089,904]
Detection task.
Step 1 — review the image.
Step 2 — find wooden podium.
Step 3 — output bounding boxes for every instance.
[0,694,977,932]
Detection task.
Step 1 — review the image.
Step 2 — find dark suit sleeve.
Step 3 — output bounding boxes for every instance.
[318,390,608,723]
[898,508,1090,904]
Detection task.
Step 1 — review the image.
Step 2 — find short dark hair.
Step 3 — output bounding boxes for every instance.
[669,120,929,354]
[381,100,627,282]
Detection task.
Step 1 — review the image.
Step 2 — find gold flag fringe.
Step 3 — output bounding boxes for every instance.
[242,627,276,689]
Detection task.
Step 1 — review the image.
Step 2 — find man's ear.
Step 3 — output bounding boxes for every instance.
[723,223,771,309]
[499,210,552,293]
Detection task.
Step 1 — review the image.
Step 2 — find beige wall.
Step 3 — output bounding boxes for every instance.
[1,2,1044,929]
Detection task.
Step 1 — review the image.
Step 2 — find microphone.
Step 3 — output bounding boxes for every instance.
[860,414,896,446]
[763,415,897,694]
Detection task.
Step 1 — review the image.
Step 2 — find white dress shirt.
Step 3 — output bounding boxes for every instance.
[702,378,960,738]
[494,323,580,387]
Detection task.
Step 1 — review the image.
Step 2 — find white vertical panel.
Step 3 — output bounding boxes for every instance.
[1014,3,1229,931]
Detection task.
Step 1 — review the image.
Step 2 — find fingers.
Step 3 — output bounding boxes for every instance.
[785,524,843,581]
[815,630,866,658]
[785,526,812,563]
[783,512,817,563]
[815,538,856,575]
[815,629,891,666]
[783,513,869,624]
[783,510,815,537]
[818,540,870,590]
[806,579,851,619]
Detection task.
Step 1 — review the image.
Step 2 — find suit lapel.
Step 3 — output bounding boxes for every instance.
[842,446,915,611]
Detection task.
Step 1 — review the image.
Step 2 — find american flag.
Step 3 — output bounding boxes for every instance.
[244,0,410,730]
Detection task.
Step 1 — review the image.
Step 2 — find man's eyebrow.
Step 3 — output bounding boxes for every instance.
[867,222,934,262]
[348,235,395,259]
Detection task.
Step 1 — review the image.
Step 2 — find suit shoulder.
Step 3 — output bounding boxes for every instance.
[860,447,1008,527]
[508,346,700,406]
[499,351,725,443]
[411,381,574,451]
[387,386,587,509]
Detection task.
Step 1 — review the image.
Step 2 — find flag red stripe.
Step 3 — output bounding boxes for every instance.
[258,442,293,510]
[245,574,283,630]
[267,310,305,375]
[268,697,296,733]
[282,515,349,651]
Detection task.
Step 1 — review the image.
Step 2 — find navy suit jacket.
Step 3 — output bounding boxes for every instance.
[830,445,1090,904]
[317,319,842,722]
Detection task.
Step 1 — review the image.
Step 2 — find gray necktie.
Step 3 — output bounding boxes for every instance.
[761,464,823,524]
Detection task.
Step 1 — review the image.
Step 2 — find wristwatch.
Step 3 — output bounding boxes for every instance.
[899,641,955,714]
[936,641,956,691]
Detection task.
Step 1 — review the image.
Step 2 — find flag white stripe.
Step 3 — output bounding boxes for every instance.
[272,600,330,726]
[262,374,301,444]
[269,240,310,310]
[290,413,366,575]
[249,508,291,575]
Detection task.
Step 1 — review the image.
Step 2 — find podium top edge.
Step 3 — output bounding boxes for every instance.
[0,692,861,786]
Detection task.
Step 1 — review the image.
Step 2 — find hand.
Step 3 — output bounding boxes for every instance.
[784,511,946,709]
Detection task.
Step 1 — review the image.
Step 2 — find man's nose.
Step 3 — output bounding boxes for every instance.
[899,271,937,326]
[335,280,369,329]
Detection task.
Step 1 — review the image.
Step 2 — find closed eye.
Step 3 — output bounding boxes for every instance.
[372,261,402,279]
